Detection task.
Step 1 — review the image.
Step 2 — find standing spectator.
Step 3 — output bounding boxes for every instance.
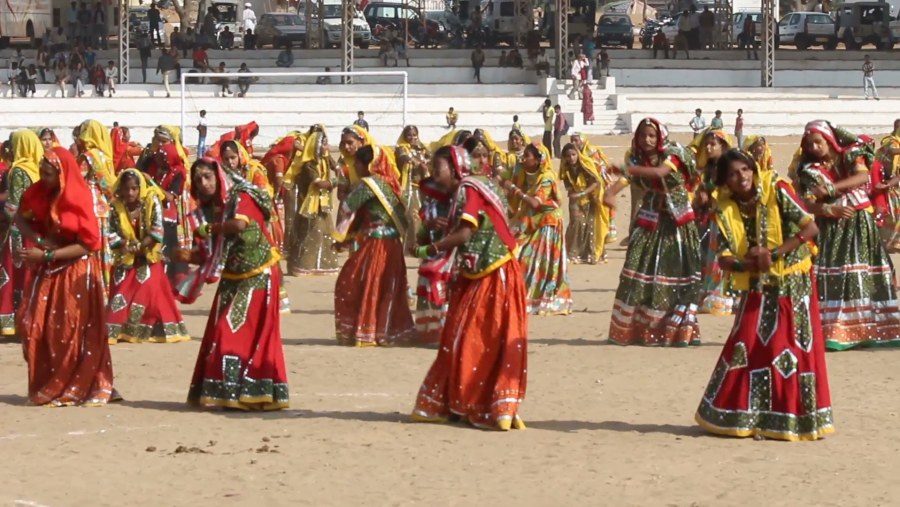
[499,49,508,67]
[242,2,257,33]
[192,44,210,83]
[581,82,594,125]
[542,98,554,151]
[277,45,294,67]
[54,60,69,97]
[471,46,485,84]
[50,27,69,54]
[77,2,92,46]
[688,6,701,50]
[863,54,879,100]
[104,60,117,97]
[182,27,195,57]
[734,108,744,148]
[446,107,459,128]
[316,67,332,84]
[675,9,691,59]
[710,109,724,129]
[201,7,218,41]
[598,48,610,78]
[699,6,714,49]
[243,29,257,50]
[393,31,409,67]
[552,104,569,157]
[67,2,78,43]
[689,108,706,141]
[72,61,86,97]
[6,62,19,97]
[568,55,584,99]
[741,15,758,60]
[353,111,369,131]
[578,52,591,84]
[653,30,669,59]
[37,45,49,83]
[535,48,550,76]
[237,62,255,97]
[213,61,233,96]
[582,34,596,63]
[512,114,521,132]
[196,109,208,158]
[93,2,108,49]
[148,2,162,46]
[23,64,38,97]
[157,46,178,97]
[170,26,185,54]
[137,30,152,82]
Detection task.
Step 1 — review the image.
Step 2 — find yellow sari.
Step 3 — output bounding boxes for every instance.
[296,132,333,217]
[744,135,775,174]
[340,125,401,186]
[110,169,167,266]
[560,149,609,262]
[79,119,116,192]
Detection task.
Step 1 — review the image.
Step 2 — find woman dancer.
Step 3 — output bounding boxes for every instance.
[694,129,737,315]
[77,119,116,284]
[1,130,43,335]
[37,128,61,150]
[559,142,608,264]
[178,157,289,410]
[743,135,775,174]
[107,169,190,344]
[285,130,339,276]
[207,121,260,160]
[333,144,416,346]
[395,125,431,247]
[498,128,530,212]
[261,133,303,254]
[696,149,833,441]
[149,142,191,285]
[571,132,618,242]
[873,120,900,251]
[17,147,119,406]
[603,118,702,346]
[794,120,900,350]
[111,126,142,173]
[508,143,572,315]
[411,146,527,431]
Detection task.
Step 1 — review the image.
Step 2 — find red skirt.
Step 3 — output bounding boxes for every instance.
[695,276,834,441]
[334,236,417,346]
[107,262,190,344]
[0,238,15,337]
[187,267,289,410]
[412,260,528,430]
[21,255,120,406]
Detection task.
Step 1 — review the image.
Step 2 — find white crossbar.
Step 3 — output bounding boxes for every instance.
[179,70,409,141]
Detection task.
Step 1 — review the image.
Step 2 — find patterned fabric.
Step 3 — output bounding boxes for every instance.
[560,154,609,264]
[3,166,37,317]
[286,159,339,275]
[335,176,408,242]
[696,187,833,441]
[414,179,452,344]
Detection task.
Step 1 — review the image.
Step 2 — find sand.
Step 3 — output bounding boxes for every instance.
[2,134,900,507]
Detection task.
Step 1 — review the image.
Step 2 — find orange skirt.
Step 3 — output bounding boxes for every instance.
[334,236,417,346]
[412,260,528,430]
[20,255,119,406]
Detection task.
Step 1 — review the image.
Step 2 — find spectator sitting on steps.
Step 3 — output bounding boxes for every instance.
[379,29,398,67]
[535,48,550,76]
[237,62,255,97]
[507,47,524,68]
[276,44,294,67]
[219,26,235,50]
[244,28,257,50]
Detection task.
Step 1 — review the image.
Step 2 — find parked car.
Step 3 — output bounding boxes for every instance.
[255,13,309,48]
[732,11,761,45]
[777,11,837,49]
[597,14,634,48]
[834,1,894,50]
[299,0,372,49]
[363,1,446,47]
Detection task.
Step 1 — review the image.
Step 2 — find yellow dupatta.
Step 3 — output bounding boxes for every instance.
[340,125,401,185]
[79,119,116,190]
[229,142,273,196]
[111,169,167,266]
[427,129,460,152]
[395,128,430,193]
[163,125,191,169]
[10,129,43,183]
[879,131,900,176]
[278,131,309,184]
[715,170,814,291]
[744,135,774,174]
[692,128,735,174]
[297,131,332,217]
[560,149,609,260]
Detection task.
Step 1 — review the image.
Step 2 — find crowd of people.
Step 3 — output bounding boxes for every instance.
[1,115,899,440]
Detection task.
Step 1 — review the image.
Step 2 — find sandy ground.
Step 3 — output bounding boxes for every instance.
[3,133,900,507]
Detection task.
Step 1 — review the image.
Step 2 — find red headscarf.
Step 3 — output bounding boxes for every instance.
[209,121,259,160]
[19,147,101,251]
[261,135,296,169]
[111,127,135,173]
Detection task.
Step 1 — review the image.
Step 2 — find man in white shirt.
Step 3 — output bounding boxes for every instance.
[689,108,706,142]
[242,3,257,33]
[568,55,584,99]
[104,60,117,97]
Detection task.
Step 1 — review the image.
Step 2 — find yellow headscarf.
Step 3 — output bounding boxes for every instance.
[340,125,400,185]
[78,119,116,190]
[879,128,900,176]
[296,131,332,217]
[744,135,774,174]
[427,129,462,152]
[560,145,609,260]
[111,169,167,266]
[576,134,612,172]
[396,126,431,193]
[162,125,191,169]
[786,147,804,183]
[10,129,43,183]
[715,168,814,292]
[276,131,308,184]
[233,141,273,197]
[692,128,735,171]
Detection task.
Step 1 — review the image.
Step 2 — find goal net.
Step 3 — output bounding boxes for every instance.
[178,70,409,149]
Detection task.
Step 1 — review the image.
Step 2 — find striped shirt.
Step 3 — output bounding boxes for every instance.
[863,62,874,77]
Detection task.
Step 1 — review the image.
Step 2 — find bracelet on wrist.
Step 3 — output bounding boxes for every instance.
[732,260,745,272]
[35,236,45,247]
[771,249,782,262]
[43,249,55,263]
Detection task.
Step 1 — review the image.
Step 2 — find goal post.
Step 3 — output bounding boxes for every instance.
[178,70,409,142]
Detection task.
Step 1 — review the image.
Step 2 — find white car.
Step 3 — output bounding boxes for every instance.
[777,11,837,49]
[732,11,761,45]
[298,0,373,49]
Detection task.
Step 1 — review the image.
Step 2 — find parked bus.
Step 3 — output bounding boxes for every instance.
[0,0,53,44]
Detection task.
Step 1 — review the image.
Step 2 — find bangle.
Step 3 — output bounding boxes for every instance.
[795,231,806,243]
[197,223,211,238]
[35,236,45,247]
[43,249,55,263]
[826,182,836,197]
[771,249,782,262]
[732,260,745,272]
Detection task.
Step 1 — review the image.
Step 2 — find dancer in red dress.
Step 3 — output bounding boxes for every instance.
[696,149,833,441]
[178,157,289,410]
[107,169,190,344]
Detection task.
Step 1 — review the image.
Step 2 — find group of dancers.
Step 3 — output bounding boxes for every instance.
[2,115,899,439]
